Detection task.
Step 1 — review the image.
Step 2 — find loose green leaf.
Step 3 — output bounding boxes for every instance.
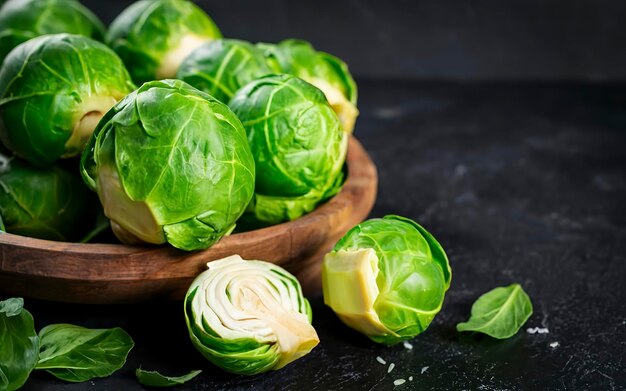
[136,368,202,387]
[457,283,533,339]
[0,298,39,391]
[35,324,134,382]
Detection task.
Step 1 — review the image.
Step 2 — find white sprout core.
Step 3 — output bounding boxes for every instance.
[189,255,319,369]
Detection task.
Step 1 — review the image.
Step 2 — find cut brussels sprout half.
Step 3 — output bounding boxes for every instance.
[107,0,222,84]
[229,74,347,228]
[258,39,359,133]
[322,215,452,345]
[0,151,95,241]
[185,255,319,375]
[0,34,134,166]
[178,39,273,103]
[0,0,105,61]
[80,79,255,251]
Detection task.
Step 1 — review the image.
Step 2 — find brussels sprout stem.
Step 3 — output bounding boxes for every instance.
[310,78,359,134]
[157,35,210,79]
[64,96,118,157]
[97,164,165,245]
[322,249,395,337]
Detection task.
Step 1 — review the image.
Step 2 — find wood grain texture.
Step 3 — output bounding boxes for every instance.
[0,137,377,303]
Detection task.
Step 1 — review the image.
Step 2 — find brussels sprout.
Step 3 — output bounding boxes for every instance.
[229,74,347,227]
[80,79,255,251]
[107,0,222,84]
[258,39,359,133]
[0,151,95,241]
[185,254,319,375]
[0,34,135,166]
[322,215,452,345]
[177,39,273,103]
[0,0,105,62]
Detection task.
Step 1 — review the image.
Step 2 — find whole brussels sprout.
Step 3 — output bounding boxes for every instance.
[258,39,359,134]
[177,39,273,103]
[229,74,347,227]
[322,215,452,345]
[185,255,319,375]
[0,34,135,166]
[0,0,105,62]
[107,0,222,84]
[0,151,95,241]
[80,79,255,251]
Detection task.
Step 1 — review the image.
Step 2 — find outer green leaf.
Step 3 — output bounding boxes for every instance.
[324,215,451,345]
[35,324,134,382]
[0,34,134,166]
[178,39,273,103]
[107,0,222,84]
[135,368,201,387]
[0,298,39,391]
[229,74,347,227]
[0,0,105,61]
[0,153,97,242]
[456,284,533,339]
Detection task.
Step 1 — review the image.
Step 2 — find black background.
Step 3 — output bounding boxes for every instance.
[86,0,626,81]
[4,1,626,390]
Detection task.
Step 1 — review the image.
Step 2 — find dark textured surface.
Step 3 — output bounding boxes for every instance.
[81,0,626,81]
[4,81,626,390]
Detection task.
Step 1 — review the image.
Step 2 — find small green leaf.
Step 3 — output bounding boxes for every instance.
[136,368,202,387]
[457,284,533,339]
[35,324,134,382]
[0,297,39,391]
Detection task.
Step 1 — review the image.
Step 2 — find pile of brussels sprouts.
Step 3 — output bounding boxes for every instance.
[0,0,532,383]
[0,0,357,250]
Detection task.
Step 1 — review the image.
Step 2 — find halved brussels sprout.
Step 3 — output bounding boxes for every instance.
[229,74,347,227]
[322,215,452,345]
[0,151,95,241]
[0,34,135,166]
[0,0,105,61]
[177,39,273,103]
[185,255,319,375]
[107,0,222,84]
[258,39,359,133]
[80,79,255,251]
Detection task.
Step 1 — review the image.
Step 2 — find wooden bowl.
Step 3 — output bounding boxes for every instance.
[0,137,377,304]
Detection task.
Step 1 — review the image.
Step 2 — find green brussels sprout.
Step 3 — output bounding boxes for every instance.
[185,254,319,375]
[0,0,105,62]
[80,79,255,251]
[0,151,95,241]
[107,0,222,84]
[0,34,135,166]
[229,74,347,227]
[258,39,359,134]
[322,215,452,345]
[177,39,273,103]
